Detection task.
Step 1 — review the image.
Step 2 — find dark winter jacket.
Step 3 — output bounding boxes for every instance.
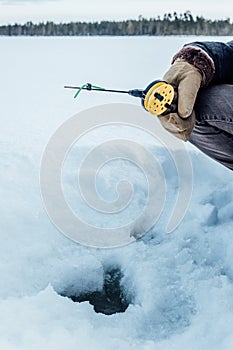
[172,40,233,86]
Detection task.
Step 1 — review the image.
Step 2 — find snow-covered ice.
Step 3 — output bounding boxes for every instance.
[0,36,233,349]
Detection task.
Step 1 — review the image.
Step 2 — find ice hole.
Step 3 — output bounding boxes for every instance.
[59,267,131,315]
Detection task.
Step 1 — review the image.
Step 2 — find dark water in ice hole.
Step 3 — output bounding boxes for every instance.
[60,267,130,315]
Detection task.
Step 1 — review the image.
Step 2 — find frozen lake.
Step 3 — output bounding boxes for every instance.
[1,36,233,349]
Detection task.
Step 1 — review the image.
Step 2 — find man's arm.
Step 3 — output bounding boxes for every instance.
[157,40,233,141]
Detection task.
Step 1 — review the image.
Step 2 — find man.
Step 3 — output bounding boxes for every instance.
[159,40,233,171]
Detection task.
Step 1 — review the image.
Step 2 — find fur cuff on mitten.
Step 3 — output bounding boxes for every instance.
[172,46,215,86]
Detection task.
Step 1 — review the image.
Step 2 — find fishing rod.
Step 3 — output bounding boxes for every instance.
[64,80,175,116]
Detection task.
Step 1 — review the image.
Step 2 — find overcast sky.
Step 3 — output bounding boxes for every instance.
[0,0,232,25]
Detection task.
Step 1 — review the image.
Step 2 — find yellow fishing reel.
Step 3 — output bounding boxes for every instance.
[141,80,175,116]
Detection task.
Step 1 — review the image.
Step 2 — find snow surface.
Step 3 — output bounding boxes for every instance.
[1,36,233,349]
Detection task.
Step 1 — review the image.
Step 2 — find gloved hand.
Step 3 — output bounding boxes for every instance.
[159,61,203,141]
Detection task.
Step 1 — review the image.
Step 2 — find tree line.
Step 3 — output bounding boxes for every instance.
[0,12,233,36]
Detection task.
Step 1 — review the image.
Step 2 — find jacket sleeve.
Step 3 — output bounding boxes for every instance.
[172,40,233,86]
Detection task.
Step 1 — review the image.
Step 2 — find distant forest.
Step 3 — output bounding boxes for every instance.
[1,12,233,36]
